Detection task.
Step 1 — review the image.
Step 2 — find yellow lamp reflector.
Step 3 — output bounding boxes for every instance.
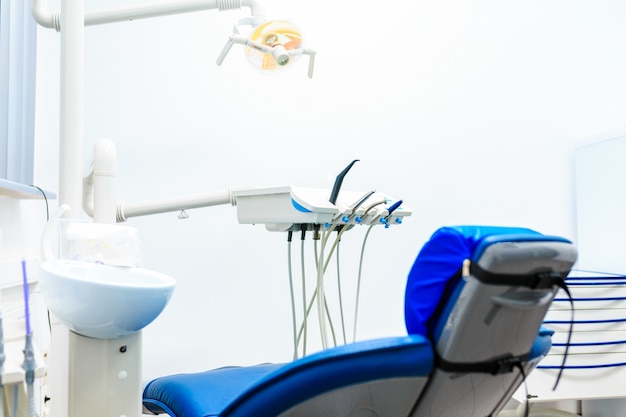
[246,20,303,71]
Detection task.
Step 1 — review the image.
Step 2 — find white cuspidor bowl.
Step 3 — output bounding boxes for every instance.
[39,259,175,339]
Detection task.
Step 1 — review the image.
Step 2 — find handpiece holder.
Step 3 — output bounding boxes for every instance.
[329,159,359,205]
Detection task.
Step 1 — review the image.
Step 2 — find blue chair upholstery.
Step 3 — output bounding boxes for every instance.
[143,336,434,417]
[143,226,577,417]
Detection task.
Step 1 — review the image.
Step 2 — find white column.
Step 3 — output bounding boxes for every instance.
[59,0,84,219]
[49,2,85,417]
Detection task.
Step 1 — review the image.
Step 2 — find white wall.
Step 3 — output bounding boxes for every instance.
[32,0,626,382]
[576,128,626,273]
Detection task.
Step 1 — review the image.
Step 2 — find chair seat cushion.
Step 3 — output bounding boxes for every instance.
[143,335,433,417]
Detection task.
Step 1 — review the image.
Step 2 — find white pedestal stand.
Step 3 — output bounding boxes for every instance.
[68,331,142,417]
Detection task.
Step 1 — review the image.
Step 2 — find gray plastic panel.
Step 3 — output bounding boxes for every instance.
[278,377,428,417]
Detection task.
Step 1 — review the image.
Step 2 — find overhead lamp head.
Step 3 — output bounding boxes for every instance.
[216,17,316,79]
[245,20,301,70]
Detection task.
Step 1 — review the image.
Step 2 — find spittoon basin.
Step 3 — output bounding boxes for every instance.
[39,260,176,339]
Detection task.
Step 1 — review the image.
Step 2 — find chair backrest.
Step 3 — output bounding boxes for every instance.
[405,226,577,417]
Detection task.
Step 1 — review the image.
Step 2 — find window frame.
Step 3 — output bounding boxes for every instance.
[0,0,37,185]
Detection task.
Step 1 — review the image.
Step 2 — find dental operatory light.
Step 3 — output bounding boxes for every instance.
[217,17,316,78]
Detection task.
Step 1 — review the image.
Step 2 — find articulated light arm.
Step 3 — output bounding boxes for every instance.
[304,48,316,80]
[32,0,264,31]
[32,0,314,77]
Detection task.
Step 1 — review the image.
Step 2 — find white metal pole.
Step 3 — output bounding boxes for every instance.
[48,1,85,417]
[59,0,84,219]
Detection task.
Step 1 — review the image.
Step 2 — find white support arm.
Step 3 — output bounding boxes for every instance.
[116,190,237,222]
[82,173,239,222]
[32,0,264,31]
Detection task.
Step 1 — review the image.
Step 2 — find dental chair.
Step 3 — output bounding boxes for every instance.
[142,225,577,417]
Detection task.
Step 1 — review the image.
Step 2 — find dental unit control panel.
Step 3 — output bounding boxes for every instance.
[231,160,411,233]
[233,186,410,232]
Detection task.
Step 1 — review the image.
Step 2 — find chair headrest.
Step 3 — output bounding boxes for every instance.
[404,225,572,337]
